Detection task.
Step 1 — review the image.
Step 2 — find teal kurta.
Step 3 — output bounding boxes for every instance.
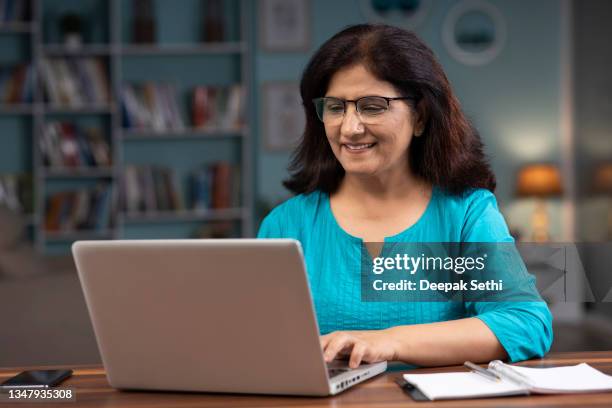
[257,187,553,362]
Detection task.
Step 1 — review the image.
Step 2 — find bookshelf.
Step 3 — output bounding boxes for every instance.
[0,22,34,33]
[0,0,253,254]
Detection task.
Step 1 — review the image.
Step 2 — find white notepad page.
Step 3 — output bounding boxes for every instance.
[509,363,612,393]
[403,371,528,400]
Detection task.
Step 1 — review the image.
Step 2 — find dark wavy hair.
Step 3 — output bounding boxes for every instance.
[283,23,496,196]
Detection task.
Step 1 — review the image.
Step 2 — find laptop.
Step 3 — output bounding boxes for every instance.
[72,239,387,396]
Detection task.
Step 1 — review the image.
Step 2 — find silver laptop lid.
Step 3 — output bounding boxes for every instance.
[73,239,332,395]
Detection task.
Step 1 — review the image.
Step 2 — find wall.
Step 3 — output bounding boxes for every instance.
[254,0,564,236]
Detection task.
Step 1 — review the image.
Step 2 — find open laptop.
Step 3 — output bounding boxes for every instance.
[72,239,387,396]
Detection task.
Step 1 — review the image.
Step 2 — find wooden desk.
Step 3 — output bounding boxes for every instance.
[2,351,612,407]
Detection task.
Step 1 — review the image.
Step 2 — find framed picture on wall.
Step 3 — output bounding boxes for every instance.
[259,0,310,51]
[262,82,305,151]
[442,0,507,66]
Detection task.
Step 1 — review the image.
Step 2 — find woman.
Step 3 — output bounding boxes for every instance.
[258,24,552,368]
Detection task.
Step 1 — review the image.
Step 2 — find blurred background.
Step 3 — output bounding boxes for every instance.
[0,0,611,367]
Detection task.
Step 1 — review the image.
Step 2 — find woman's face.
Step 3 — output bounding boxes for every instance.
[324,64,421,178]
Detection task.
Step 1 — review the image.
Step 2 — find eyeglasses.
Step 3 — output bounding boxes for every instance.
[312,96,415,125]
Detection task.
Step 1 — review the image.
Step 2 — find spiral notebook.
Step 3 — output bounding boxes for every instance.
[403,360,612,401]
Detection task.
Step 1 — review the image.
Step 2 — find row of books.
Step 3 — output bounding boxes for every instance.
[190,162,240,210]
[192,85,244,130]
[44,183,112,232]
[41,122,112,168]
[121,83,245,132]
[120,165,184,213]
[0,173,32,213]
[0,64,33,104]
[119,162,240,214]
[0,0,28,23]
[41,58,110,107]
[121,83,185,131]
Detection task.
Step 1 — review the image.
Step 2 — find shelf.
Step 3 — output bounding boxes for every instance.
[43,104,116,114]
[120,42,246,56]
[0,104,34,115]
[0,22,34,33]
[119,207,245,224]
[43,167,115,178]
[44,229,115,241]
[43,44,113,56]
[120,127,246,140]
[1,104,116,115]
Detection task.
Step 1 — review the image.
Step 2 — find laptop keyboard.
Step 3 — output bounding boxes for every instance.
[328,368,350,378]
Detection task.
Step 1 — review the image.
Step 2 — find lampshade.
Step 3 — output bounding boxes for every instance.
[516,164,563,198]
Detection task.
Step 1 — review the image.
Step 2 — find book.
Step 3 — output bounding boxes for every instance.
[132,0,155,43]
[189,161,240,210]
[41,122,112,168]
[120,165,183,213]
[190,85,243,130]
[44,183,112,232]
[58,122,80,167]
[86,128,112,166]
[402,360,612,401]
[0,173,21,211]
[202,0,224,42]
[192,86,210,128]
[41,58,110,107]
[0,64,33,104]
[0,173,32,213]
[121,83,185,131]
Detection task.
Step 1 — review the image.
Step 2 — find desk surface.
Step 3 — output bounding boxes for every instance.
[2,351,612,407]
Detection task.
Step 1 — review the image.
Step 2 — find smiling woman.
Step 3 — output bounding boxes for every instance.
[258,24,552,369]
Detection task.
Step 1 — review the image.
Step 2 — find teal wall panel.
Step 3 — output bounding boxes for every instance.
[0,35,30,64]
[0,117,31,173]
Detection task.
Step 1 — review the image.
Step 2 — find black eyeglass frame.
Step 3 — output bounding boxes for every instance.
[312,95,416,122]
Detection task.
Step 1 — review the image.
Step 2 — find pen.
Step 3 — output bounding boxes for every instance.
[464,361,501,382]
[488,360,533,387]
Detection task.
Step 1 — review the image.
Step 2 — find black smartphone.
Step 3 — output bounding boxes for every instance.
[0,370,73,389]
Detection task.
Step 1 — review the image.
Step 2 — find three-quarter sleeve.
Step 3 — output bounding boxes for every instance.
[462,189,554,362]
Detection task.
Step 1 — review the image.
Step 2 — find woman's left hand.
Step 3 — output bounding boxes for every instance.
[320,330,399,368]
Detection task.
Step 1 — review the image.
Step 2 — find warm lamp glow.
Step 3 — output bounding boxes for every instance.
[515,164,563,242]
[516,164,563,198]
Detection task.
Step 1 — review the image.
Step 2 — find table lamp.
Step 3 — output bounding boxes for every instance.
[516,164,563,242]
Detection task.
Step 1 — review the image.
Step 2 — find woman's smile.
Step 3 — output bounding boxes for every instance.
[342,142,377,153]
